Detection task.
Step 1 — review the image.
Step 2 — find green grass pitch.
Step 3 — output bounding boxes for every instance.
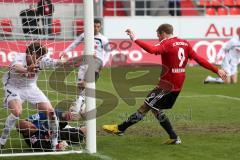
[0,66,240,160]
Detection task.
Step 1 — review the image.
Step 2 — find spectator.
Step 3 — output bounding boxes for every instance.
[135,0,151,16]
[20,4,41,35]
[168,0,181,16]
[37,0,54,36]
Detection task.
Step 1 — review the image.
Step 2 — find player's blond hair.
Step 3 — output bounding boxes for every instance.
[157,24,173,35]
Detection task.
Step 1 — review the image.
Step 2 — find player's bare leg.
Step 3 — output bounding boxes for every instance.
[16,120,38,136]
[37,102,59,150]
[70,81,85,113]
[151,109,181,144]
[231,74,237,84]
[103,104,151,135]
[0,100,21,147]
[225,76,231,84]
[70,63,89,114]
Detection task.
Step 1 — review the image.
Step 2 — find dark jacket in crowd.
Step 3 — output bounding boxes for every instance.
[20,8,41,35]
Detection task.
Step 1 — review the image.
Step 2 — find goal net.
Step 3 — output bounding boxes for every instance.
[0,0,95,156]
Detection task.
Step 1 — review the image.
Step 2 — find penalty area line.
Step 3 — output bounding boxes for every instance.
[180,94,240,101]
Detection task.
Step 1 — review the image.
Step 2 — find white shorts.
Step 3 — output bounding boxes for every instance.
[77,58,103,83]
[3,85,50,108]
[77,64,88,82]
[221,56,238,76]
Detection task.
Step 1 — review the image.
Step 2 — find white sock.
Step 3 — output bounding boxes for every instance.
[48,114,59,150]
[207,76,224,83]
[215,77,224,83]
[0,113,19,145]
[70,90,85,113]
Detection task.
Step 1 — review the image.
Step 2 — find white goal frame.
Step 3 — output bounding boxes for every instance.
[0,0,96,157]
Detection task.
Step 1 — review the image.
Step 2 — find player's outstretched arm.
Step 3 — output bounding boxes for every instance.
[125,29,159,54]
[61,33,85,59]
[59,56,83,68]
[192,55,220,74]
[125,29,137,41]
[192,53,227,81]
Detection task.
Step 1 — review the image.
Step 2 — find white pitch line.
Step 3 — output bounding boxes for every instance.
[92,153,113,160]
[215,95,240,101]
[118,94,240,101]
[180,94,240,101]
[179,95,216,98]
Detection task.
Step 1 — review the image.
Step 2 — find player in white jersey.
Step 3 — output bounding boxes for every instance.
[0,42,66,150]
[204,28,240,84]
[60,19,111,114]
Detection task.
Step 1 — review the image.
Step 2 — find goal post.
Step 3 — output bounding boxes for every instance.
[84,0,97,154]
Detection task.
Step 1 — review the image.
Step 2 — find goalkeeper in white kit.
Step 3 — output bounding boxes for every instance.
[60,19,111,114]
[204,28,240,84]
[0,41,66,150]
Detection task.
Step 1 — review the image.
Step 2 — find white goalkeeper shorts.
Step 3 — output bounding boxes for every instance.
[221,56,238,76]
[3,84,50,108]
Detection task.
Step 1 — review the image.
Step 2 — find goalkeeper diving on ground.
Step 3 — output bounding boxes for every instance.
[16,109,86,151]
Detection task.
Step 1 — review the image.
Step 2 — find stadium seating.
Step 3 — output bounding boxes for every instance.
[206,7,217,15]
[52,19,61,35]
[236,0,240,6]
[224,0,235,6]
[217,7,228,15]
[229,7,240,14]
[212,0,223,7]
[199,0,211,7]
[103,0,127,16]
[0,18,12,34]
[74,19,84,36]
[180,0,199,16]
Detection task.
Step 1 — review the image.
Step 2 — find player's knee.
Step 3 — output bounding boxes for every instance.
[37,102,54,113]
[224,76,231,84]
[138,104,151,115]
[78,81,85,90]
[8,100,22,116]
[11,109,22,117]
[231,77,237,84]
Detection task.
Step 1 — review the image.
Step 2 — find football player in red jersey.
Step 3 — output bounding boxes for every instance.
[103,24,227,144]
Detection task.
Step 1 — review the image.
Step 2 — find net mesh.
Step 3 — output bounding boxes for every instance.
[0,0,86,155]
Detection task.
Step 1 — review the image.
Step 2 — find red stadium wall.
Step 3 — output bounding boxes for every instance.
[0,39,226,67]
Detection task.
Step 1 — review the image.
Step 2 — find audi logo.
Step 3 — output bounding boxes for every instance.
[193,40,225,64]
